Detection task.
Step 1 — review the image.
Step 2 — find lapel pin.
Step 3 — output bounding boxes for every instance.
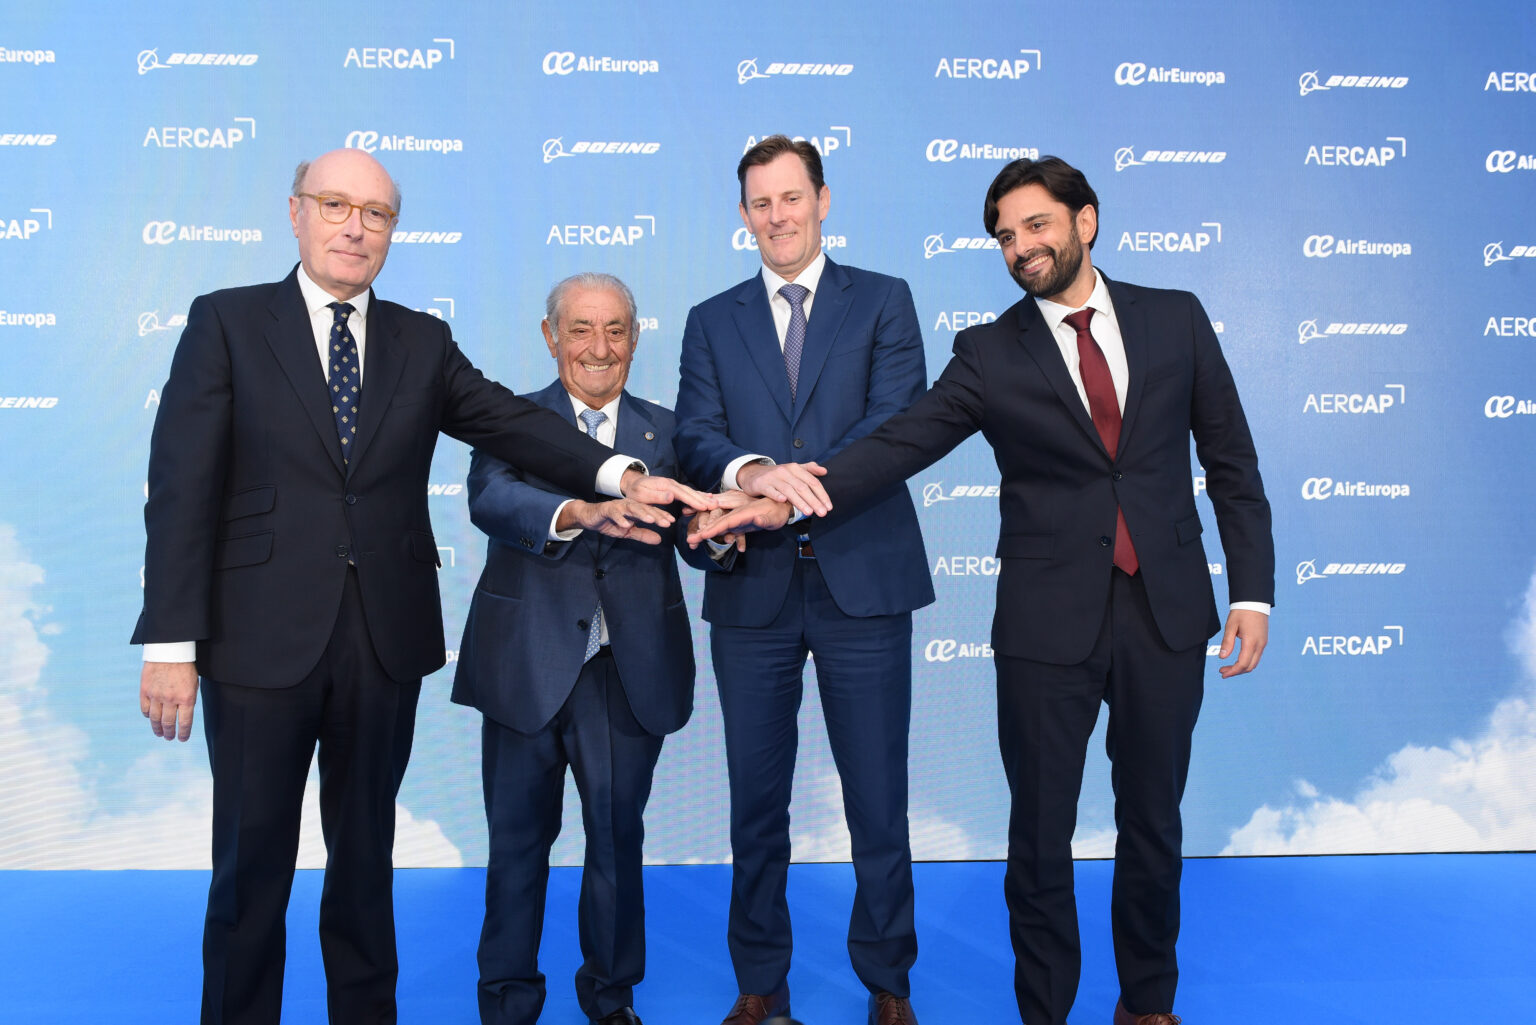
[644,431,655,441]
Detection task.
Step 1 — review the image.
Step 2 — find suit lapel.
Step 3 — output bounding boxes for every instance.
[263,269,346,478]
[1012,297,1105,455]
[1104,275,1148,457]
[729,275,795,424]
[346,290,406,477]
[789,257,852,423]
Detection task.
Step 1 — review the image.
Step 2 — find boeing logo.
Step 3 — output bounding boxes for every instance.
[737,58,852,84]
[1297,319,1408,343]
[543,138,661,162]
[1115,147,1227,171]
[137,49,258,74]
[1299,71,1408,96]
[923,233,998,258]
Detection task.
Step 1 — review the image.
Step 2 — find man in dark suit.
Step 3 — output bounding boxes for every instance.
[452,273,728,1025]
[694,156,1274,1025]
[132,149,708,1025]
[673,135,933,1025]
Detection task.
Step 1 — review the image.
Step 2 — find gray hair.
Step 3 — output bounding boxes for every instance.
[544,273,638,332]
[291,159,402,212]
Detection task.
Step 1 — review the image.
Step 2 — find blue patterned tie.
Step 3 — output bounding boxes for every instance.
[778,283,809,402]
[579,408,608,661]
[326,302,361,465]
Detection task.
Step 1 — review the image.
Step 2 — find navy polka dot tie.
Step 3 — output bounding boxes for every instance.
[327,302,361,465]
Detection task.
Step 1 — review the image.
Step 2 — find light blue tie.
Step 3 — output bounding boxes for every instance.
[579,408,608,662]
[778,282,809,402]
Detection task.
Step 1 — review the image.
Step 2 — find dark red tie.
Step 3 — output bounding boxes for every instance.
[1064,308,1139,575]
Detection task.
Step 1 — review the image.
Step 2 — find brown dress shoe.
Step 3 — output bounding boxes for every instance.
[720,984,790,1025]
[869,991,919,1025]
[1113,998,1181,1025]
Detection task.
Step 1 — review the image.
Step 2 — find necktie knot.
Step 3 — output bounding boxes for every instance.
[778,282,809,308]
[328,301,355,327]
[578,408,607,439]
[1064,308,1094,336]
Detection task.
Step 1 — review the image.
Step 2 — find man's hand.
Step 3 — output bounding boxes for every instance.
[140,661,199,742]
[619,469,717,514]
[1217,609,1268,678]
[737,461,831,518]
[559,498,674,545]
[687,496,794,547]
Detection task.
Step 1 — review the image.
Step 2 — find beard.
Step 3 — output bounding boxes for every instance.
[1009,222,1086,301]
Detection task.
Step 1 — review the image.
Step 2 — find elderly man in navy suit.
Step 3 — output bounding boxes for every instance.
[695,156,1275,1025]
[453,273,727,1025]
[674,135,933,1025]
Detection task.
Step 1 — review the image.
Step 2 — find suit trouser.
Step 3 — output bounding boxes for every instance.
[996,569,1204,1025]
[199,568,421,1025]
[711,557,916,998]
[476,648,665,1025]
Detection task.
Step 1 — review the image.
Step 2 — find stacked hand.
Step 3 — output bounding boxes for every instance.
[736,460,831,517]
[619,469,718,514]
[687,494,794,548]
[559,498,677,545]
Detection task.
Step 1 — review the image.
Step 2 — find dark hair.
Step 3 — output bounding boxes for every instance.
[737,134,825,205]
[982,156,1099,248]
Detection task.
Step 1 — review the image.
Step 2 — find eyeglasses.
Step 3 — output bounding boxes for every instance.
[296,192,398,232]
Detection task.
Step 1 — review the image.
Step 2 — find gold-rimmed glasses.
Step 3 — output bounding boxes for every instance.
[296,192,398,232]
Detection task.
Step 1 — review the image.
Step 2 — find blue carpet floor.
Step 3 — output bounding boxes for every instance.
[1,855,1529,1023]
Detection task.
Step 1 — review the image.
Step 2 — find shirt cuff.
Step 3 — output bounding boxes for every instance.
[1228,601,1271,616]
[143,641,197,663]
[722,454,772,493]
[598,454,644,498]
[549,500,582,541]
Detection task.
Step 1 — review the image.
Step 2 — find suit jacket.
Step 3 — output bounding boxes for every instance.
[451,382,722,737]
[132,267,612,687]
[822,275,1274,665]
[674,257,934,627]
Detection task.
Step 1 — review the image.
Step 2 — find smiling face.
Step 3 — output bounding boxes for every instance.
[288,148,396,301]
[544,285,636,410]
[993,182,1097,307]
[739,151,830,282]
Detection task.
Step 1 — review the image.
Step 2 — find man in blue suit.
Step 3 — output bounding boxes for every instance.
[673,135,933,1025]
[696,157,1275,1025]
[453,273,726,1025]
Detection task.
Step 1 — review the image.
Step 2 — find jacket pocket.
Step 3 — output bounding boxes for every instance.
[221,484,275,521]
[408,530,441,566]
[213,530,273,569]
[1175,514,1204,545]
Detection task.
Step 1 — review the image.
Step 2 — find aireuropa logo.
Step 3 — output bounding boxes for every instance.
[343,38,455,70]
[1300,477,1410,501]
[0,133,57,147]
[1483,242,1536,266]
[1296,560,1407,585]
[921,482,999,507]
[1,47,56,64]
[137,49,257,74]
[1297,319,1408,344]
[1304,137,1406,166]
[1486,149,1536,173]
[345,130,463,154]
[543,138,661,163]
[415,297,455,320]
[1302,626,1403,655]
[1114,62,1225,86]
[137,310,186,336]
[1302,384,1405,414]
[0,310,56,328]
[1298,71,1407,96]
[1485,395,1536,418]
[934,310,997,332]
[0,396,59,408]
[737,58,852,84]
[733,229,847,253]
[141,221,262,245]
[1302,235,1411,258]
[928,139,1038,163]
[391,229,462,244]
[923,639,994,662]
[933,555,1001,577]
[746,128,851,157]
[547,215,654,247]
[1485,316,1536,336]
[1485,71,1534,92]
[143,117,255,149]
[934,49,1042,80]
[1,208,52,240]
[543,50,659,76]
[923,233,998,259]
[1117,222,1222,253]
[1114,147,1226,171]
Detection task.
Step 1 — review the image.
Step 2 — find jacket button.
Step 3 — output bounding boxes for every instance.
[345,493,358,505]
[595,568,606,579]
[577,619,589,632]
[793,438,804,448]
[335,545,349,558]
[1112,471,1123,481]
[1098,536,1111,547]
[520,536,533,548]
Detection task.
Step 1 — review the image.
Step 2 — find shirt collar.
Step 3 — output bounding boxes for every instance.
[1034,266,1112,333]
[567,389,622,427]
[761,250,828,302]
[297,263,372,320]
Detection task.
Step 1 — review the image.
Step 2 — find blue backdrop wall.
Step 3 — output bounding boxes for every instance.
[2,0,1534,868]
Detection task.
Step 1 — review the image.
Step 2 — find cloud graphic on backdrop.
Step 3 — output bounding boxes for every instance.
[0,524,460,868]
[1224,567,1536,854]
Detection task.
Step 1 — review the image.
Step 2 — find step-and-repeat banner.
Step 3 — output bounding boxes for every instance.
[2,1,1533,868]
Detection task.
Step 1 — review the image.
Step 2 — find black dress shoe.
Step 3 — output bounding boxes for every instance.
[593,1007,643,1025]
